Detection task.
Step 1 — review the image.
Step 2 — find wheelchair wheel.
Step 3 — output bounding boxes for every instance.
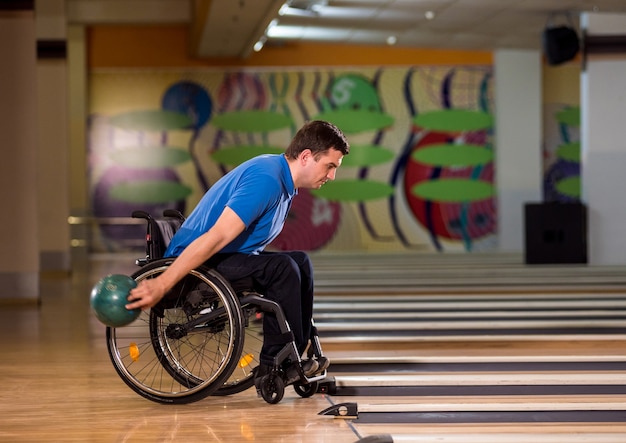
[293,380,318,398]
[213,306,263,396]
[259,373,285,404]
[106,260,244,404]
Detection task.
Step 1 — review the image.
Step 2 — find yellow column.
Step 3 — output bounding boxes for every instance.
[0,2,39,302]
[36,0,71,272]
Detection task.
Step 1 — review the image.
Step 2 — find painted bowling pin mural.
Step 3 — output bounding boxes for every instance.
[390,68,495,251]
[89,66,497,253]
[89,80,213,249]
[312,73,396,243]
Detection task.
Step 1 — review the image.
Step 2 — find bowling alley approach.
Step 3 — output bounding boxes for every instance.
[4,251,626,442]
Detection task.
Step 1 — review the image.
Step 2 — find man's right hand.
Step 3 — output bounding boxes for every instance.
[126,278,167,310]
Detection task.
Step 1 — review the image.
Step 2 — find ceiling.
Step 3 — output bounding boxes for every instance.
[66,0,626,58]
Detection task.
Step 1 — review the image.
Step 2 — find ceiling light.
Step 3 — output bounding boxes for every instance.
[266,25,304,38]
[267,19,279,33]
[253,36,267,52]
[281,0,327,16]
[310,1,327,13]
[386,35,397,45]
[425,10,435,20]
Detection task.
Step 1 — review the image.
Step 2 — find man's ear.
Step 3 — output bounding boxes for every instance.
[299,149,312,164]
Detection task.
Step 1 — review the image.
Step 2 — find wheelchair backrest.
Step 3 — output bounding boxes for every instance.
[132,209,185,265]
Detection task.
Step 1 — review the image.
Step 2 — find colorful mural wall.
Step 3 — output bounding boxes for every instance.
[88,66,496,253]
[543,103,580,202]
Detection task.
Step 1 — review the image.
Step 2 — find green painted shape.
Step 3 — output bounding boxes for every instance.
[555,107,580,127]
[312,109,394,134]
[109,110,193,131]
[412,178,494,203]
[555,176,581,198]
[412,144,493,167]
[211,110,293,132]
[310,179,394,202]
[556,142,580,163]
[109,180,192,204]
[330,74,382,113]
[210,145,285,166]
[413,109,493,132]
[341,144,395,167]
[109,146,191,168]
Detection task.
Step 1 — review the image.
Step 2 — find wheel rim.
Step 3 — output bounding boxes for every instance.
[107,264,242,401]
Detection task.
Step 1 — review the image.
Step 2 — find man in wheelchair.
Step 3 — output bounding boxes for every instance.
[126,120,349,393]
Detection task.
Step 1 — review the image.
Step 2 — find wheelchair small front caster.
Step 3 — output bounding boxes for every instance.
[293,381,318,398]
[260,373,285,404]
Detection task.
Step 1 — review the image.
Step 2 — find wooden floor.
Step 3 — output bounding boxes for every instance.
[3,252,626,442]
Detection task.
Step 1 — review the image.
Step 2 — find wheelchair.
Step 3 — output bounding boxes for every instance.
[105,209,327,404]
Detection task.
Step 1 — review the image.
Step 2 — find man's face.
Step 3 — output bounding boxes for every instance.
[301,148,344,189]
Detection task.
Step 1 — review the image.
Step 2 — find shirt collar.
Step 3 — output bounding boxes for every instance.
[280,154,297,197]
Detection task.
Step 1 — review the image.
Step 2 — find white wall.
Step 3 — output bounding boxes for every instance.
[494,49,543,252]
[581,12,626,265]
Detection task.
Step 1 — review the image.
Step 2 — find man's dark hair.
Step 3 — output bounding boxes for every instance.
[285,120,349,160]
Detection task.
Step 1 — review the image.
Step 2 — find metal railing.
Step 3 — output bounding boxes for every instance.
[68,215,146,252]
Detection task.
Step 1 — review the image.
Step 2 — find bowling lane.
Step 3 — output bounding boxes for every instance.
[308,255,626,441]
[348,424,626,443]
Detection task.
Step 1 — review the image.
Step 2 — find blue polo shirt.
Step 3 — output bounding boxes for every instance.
[165,154,296,257]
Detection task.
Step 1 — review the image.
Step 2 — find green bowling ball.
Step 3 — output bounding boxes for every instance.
[90,274,140,327]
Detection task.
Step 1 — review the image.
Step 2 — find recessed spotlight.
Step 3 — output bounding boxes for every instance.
[425,10,435,20]
[386,35,397,45]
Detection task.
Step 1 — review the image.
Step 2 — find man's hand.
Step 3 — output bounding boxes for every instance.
[126,278,167,310]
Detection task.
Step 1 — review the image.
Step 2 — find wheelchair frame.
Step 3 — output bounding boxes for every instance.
[105,210,327,404]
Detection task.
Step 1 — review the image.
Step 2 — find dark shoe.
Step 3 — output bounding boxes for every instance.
[302,359,319,376]
[285,359,319,384]
[315,356,330,373]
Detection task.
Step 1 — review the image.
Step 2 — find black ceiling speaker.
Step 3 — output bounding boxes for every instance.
[543,13,580,65]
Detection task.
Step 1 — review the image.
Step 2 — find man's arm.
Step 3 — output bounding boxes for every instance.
[126,206,246,309]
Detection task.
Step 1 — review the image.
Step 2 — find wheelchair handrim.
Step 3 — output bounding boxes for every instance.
[107,266,241,399]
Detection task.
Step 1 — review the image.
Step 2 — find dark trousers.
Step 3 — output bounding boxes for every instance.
[207,250,314,366]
